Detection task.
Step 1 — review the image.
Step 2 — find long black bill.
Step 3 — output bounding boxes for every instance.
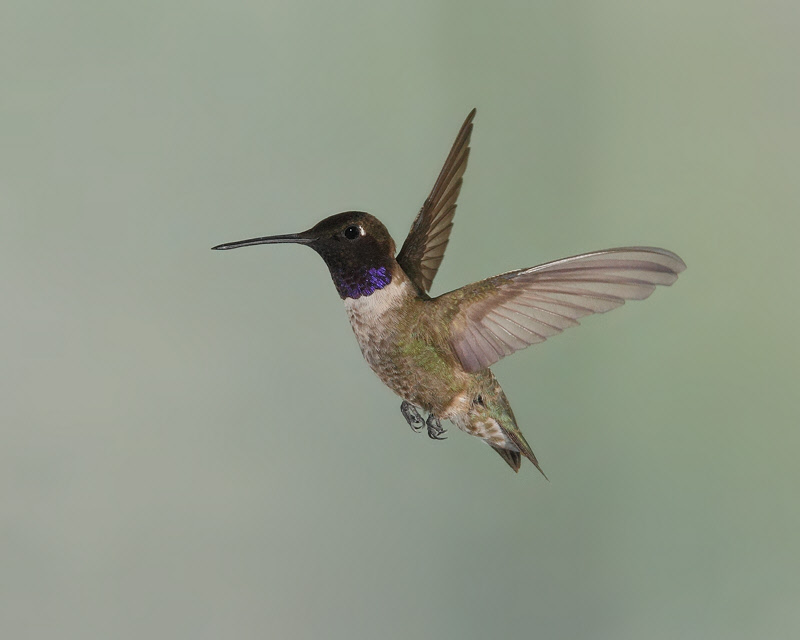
[211,233,312,251]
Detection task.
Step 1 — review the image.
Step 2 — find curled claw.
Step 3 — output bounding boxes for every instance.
[426,414,447,440]
[401,401,425,433]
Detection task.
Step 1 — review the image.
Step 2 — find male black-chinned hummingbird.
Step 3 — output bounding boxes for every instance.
[213,109,685,476]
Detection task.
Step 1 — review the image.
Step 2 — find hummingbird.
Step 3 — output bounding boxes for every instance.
[213,109,685,476]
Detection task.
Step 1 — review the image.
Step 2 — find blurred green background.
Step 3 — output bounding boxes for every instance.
[2,2,799,638]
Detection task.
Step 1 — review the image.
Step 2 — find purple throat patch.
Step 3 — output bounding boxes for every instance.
[337,266,392,299]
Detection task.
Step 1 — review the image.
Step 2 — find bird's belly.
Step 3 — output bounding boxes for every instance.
[343,280,463,413]
[350,319,434,407]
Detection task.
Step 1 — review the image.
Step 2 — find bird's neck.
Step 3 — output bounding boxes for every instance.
[331,263,393,300]
[342,264,415,325]
[325,252,415,301]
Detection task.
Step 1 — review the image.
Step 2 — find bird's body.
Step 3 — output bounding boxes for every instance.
[342,264,539,471]
[214,109,685,474]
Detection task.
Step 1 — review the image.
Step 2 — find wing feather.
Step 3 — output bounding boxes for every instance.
[438,247,686,372]
[397,109,476,293]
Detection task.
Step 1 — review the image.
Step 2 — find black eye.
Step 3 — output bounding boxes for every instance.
[343,225,361,240]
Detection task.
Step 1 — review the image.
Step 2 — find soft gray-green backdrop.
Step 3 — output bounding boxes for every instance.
[2,2,798,639]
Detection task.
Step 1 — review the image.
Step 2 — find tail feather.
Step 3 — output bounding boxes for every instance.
[494,387,549,480]
[491,445,522,472]
[503,431,549,481]
[467,369,549,478]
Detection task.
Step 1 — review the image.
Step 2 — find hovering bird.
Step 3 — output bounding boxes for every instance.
[213,109,685,475]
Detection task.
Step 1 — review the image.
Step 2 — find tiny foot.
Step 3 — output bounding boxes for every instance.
[426,414,447,440]
[400,401,425,432]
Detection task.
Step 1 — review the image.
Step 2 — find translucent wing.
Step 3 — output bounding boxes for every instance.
[439,247,686,373]
[397,109,476,293]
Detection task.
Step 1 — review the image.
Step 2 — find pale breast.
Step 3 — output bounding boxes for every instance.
[342,278,471,414]
[343,279,432,400]
[343,279,411,370]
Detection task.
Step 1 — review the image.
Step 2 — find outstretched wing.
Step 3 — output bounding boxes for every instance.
[438,247,686,373]
[397,108,476,293]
